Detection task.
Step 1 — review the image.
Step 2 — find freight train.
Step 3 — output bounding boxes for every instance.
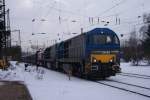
[23,28,121,79]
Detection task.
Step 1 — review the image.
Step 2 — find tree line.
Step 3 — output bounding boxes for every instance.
[121,13,150,65]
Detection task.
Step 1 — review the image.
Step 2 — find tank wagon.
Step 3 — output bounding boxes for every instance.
[41,28,121,79]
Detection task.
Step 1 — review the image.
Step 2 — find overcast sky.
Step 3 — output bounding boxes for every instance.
[6,0,150,51]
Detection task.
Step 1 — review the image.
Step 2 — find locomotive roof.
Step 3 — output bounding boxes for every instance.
[86,28,117,35]
[44,28,118,50]
[62,28,117,42]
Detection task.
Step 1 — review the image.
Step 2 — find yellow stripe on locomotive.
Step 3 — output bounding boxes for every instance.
[91,54,116,63]
[84,52,121,74]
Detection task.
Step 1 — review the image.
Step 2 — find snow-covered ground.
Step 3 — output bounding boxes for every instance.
[0,61,150,100]
[121,62,150,76]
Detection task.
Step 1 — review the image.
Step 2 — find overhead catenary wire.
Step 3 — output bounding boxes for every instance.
[32,0,128,23]
[30,0,128,34]
[95,0,127,17]
[75,17,149,35]
[30,0,150,39]
[31,1,57,32]
[40,0,142,27]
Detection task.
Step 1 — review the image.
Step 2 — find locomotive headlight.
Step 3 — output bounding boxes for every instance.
[92,57,97,63]
[93,59,97,63]
[110,59,113,62]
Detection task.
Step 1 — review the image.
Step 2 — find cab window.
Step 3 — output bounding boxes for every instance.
[92,35,112,44]
[114,36,119,44]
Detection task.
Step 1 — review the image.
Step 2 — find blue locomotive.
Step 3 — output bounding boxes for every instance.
[41,28,121,79]
[23,28,121,79]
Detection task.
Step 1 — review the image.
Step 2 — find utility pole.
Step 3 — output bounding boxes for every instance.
[18,30,21,47]
[81,28,83,34]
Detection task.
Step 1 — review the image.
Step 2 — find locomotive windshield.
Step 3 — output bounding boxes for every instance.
[93,35,112,44]
[89,34,119,45]
[114,35,119,44]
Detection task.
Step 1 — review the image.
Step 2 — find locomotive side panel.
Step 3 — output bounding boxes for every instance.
[57,34,86,63]
[50,45,57,60]
[44,47,51,59]
[68,35,85,60]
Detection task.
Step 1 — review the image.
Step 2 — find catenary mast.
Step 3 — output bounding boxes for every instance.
[0,0,11,60]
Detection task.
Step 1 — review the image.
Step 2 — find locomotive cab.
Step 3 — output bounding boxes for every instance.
[86,28,121,79]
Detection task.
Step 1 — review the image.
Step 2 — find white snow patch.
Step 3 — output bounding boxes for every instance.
[121,62,150,76]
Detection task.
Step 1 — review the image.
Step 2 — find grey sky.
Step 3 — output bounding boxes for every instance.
[6,0,150,51]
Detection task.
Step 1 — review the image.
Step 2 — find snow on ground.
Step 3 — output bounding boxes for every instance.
[109,74,150,89]
[0,61,150,100]
[120,62,150,76]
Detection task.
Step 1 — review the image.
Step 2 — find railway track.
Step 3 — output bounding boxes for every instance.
[117,72,150,80]
[96,80,150,98]
[106,79,150,90]
[121,72,150,78]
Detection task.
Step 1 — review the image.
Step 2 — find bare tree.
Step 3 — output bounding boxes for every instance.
[122,31,142,65]
[140,13,150,64]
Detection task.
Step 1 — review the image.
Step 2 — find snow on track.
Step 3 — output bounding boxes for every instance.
[117,73,150,80]
[99,79,150,97]
[121,72,150,78]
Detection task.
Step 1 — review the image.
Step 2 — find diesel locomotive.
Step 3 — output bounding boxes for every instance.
[24,28,121,79]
